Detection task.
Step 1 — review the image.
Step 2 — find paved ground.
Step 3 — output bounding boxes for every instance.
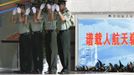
[0,71,134,75]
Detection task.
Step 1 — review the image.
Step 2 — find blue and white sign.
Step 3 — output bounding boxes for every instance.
[77,18,134,67]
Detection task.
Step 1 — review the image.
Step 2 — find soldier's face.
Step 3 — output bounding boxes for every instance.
[20,6,25,14]
[59,3,66,11]
[21,8,25,14]
[36,7,40,13]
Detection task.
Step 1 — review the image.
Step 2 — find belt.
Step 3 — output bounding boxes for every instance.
[33,31,41,33]
[45,30,55,32]
[59,30,69,32]
[20,32,30,36]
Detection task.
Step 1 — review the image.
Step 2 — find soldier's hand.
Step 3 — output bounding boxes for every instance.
[40,3,45,10]
[12,8,17,15]
[17,7,21,14]
[55,4,60,12]
[25,8,30,15]
[52,4,56,12]
[32,7,36,14]
[47,4,51,9]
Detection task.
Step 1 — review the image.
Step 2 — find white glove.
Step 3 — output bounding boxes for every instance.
[32,7,36,14]
[40,3,45,10]
[52,4,56,12]
[47,4,51,9]
[12,9,17,15]
[25,8,30,15]
[55,4,60,12]
[17,7,21,14]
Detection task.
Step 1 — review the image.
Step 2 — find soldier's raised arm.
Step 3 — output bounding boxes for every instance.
[24,8,31,24]
[37,3,45,20]
[12,8,17,24]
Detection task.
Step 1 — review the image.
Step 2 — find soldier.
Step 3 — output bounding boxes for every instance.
[38,1,58,74]
[56,0,73,74]
[12,4,32,73]
[29,4,44,73]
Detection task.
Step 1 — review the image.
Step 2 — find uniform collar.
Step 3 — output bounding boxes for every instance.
[62,8,68,13]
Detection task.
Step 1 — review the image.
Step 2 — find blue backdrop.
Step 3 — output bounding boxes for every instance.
[78,18,134,67]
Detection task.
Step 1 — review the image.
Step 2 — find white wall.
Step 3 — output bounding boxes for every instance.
[0,13,18,70]
[0,0,19,71]
[67,0,134,12]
